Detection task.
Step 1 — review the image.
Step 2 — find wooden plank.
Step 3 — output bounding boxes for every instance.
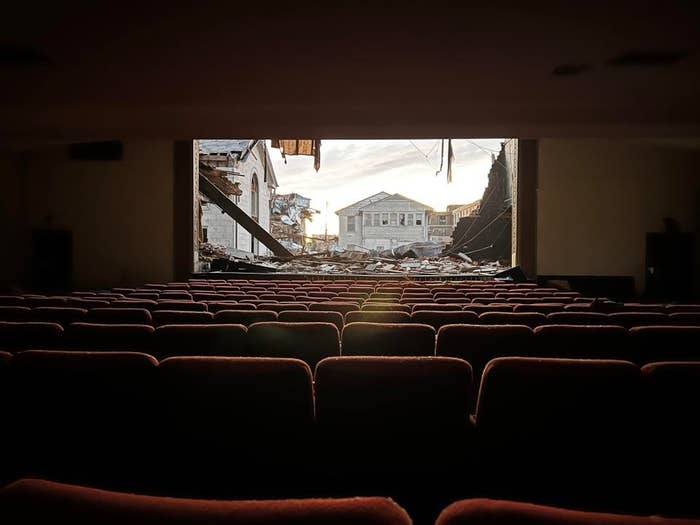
[199,173,293,258]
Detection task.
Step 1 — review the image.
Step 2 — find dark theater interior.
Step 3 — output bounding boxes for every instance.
[2,3,700,524]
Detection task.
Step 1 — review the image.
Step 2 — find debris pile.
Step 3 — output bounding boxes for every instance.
[270,193,317,254]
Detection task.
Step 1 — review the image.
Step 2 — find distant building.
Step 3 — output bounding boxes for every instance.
[335,192,432,251]
[452,199,481,221]
[270,193,316,252]
[198,140,278,256]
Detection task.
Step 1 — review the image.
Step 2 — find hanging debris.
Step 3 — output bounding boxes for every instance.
[271,139,321,171]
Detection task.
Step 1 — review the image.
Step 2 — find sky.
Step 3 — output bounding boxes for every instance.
[269,139,505,235]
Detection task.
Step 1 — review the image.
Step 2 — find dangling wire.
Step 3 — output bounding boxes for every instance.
[435,139,445,176]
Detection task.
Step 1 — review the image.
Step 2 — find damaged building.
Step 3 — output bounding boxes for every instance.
[198,140,278,259]
[448,142,513,263]
[270,193,317,253]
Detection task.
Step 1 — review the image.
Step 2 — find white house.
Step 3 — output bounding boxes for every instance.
[198,139,278,256]
[335,192,432,251]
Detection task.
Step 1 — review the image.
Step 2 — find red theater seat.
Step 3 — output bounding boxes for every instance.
[206,301,256,312]
[213,309,278,326]
[436,324,534,409]
[65,323,154,351]
[278,310,344,331]
[0,306,31,322]
[410,311,479,329]
[513,303,566,314]
[545,312,613,325]
[479,312,547,328]
[154,357,314,494]
[85,307,152,324]
[247,322,340,368]
[0,322,64,350]
[257,302,308,313]
[309,302,359,315]
[342,322,435,356]
[607,312,669,328]
[629,326,700,364]
[345,311,411,324]
[435,498,699,525]
[361,303,411,313]
[154,300,207,312]
[9,351,157,484]
[153,324,248,359]
[0,479,411,525]
[533,325,628,359]
[30,306,87,325]
[151,310,213,326]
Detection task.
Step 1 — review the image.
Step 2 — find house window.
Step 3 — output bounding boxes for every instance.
[407,213,414,226]
[439,215,447,225]
[202,227,208,243]
[390,213,397,226]
[364,213,372,226]
[347,216,356,232]
[373,213,380,226]
[381,213,389,225]
[399,213,405,226]
[416,213,423,226]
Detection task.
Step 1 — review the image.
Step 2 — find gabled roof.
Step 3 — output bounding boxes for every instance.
[335,191,392,215]
[359,193,433,212]
[199,139,254,155]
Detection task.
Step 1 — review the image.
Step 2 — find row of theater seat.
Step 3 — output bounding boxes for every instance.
[1,354,698,518]
[1,320,698,368]
[3,306,700,328]
[3,479,698,525]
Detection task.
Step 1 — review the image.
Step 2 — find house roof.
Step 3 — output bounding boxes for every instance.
[335,191,392,214]
[359,193,433,212]
[199,139,254,155]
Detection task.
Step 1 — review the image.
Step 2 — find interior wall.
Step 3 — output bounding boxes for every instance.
[1,141,176,290]
[537,139,700,295]
[0,151,25,291]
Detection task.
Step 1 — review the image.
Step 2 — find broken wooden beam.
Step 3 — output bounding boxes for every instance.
[199,173,293,258]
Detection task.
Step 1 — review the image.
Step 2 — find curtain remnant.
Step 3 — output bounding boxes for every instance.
[271,139,321,171]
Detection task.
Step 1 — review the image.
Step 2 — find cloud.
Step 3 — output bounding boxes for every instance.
[270,139,505,235]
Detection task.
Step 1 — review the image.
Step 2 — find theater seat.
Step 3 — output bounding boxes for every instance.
[154,300,207,312]
[213,309,278,326]
[8,351,157,486]
[545,312,613,325]
[315,356,472,513]
[247,322,340,368]
[278,310,344,332]
[257,302,308,313]
[0,306,31,322]
[533,325,628,360]
[0,322,64,350]
[345,311,411,324]
[361,303,411,313]
[151,310,214,326]
[475,357,641,507]
[316,356,471,433]
[641,361,700,513]
[435,498,699,525]
[0,479,412,525]
[154,357,314,495]
[65,323,154,351]
[342,322,435,356]
[436,324,534,410]
[607,312,668,328]
[479,312,546,327]
[30,306,87,325]
[410,311,479,329]
[85,307,153,324]
[310,302,359,315]
[629,326,700,364]
[206,301,256,312]
[153,324,248,359]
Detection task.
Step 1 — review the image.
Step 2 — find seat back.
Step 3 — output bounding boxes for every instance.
[65,323,154,351]
[213,309,278,326]
[342,322,436,356]
[153,324,248,359]
[0,479,412,525]
[278,310,344,332]
[630,326,700,364]
[533,325,628,359]
[247,322,340,368]
[345,311,411,324]
[0,322,64,350]
[410,311,479,329]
